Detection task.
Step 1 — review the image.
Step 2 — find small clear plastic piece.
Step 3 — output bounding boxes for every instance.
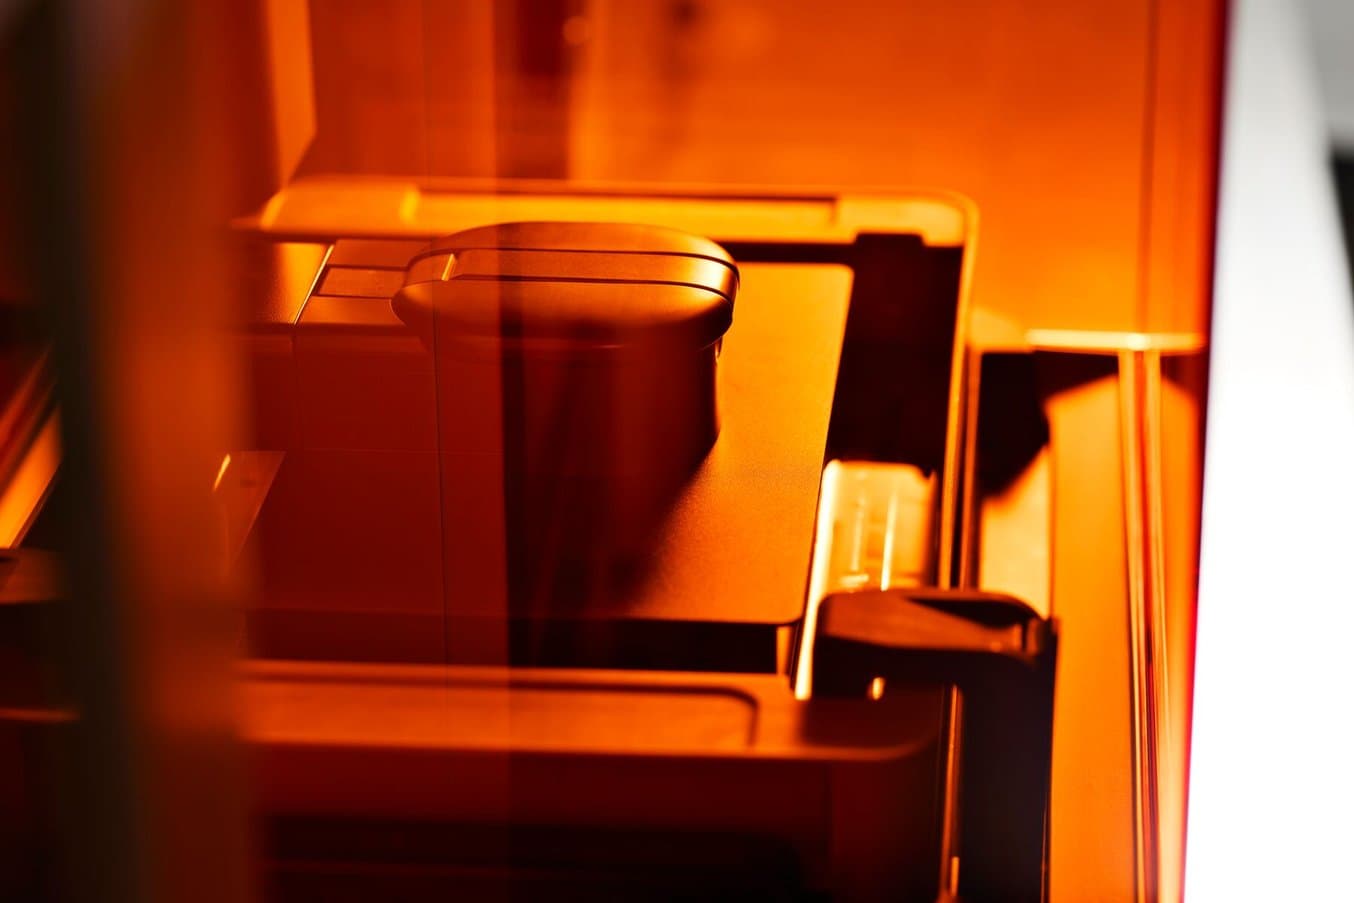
[796,460,936,696]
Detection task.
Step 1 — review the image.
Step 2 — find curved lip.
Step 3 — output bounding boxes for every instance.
[402,244,739,304]
[446,271,737,303]
[425,220,737,264]
[408,245,740,296]
[391,275,734,353]
[240,176,975,250]
[393,223,740,350]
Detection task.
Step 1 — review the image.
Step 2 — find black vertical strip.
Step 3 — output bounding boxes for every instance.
[9,3,144,902]
[482,4,564,664]
[824,236,965,473]
[1333,154,1354,285]
[954,654,1058,902]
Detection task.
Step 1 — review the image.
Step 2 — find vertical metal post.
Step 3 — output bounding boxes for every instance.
[11,1,263,900]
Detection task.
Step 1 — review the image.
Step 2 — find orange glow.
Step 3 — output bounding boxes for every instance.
[1,1,1227,900]
[212,453,233,492]
[0,412,59,547]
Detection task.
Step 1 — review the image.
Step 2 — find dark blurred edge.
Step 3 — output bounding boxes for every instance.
[1335,153,1354,275]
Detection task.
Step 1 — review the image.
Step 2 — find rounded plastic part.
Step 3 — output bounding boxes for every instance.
[393,221,737,353]
[394,221,740,570]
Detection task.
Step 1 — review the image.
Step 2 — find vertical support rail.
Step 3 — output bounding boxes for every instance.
[1118,348,1172,903]
[939,345,985,899]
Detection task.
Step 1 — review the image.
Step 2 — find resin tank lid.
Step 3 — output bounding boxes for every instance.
[394,222,738,352]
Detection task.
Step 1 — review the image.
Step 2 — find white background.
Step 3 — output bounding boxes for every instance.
[1186,0,1354,899]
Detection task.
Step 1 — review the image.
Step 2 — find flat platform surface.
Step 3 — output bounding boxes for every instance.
[463,262,851,624]
[251,262,851,636]
[243,661,940,758]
